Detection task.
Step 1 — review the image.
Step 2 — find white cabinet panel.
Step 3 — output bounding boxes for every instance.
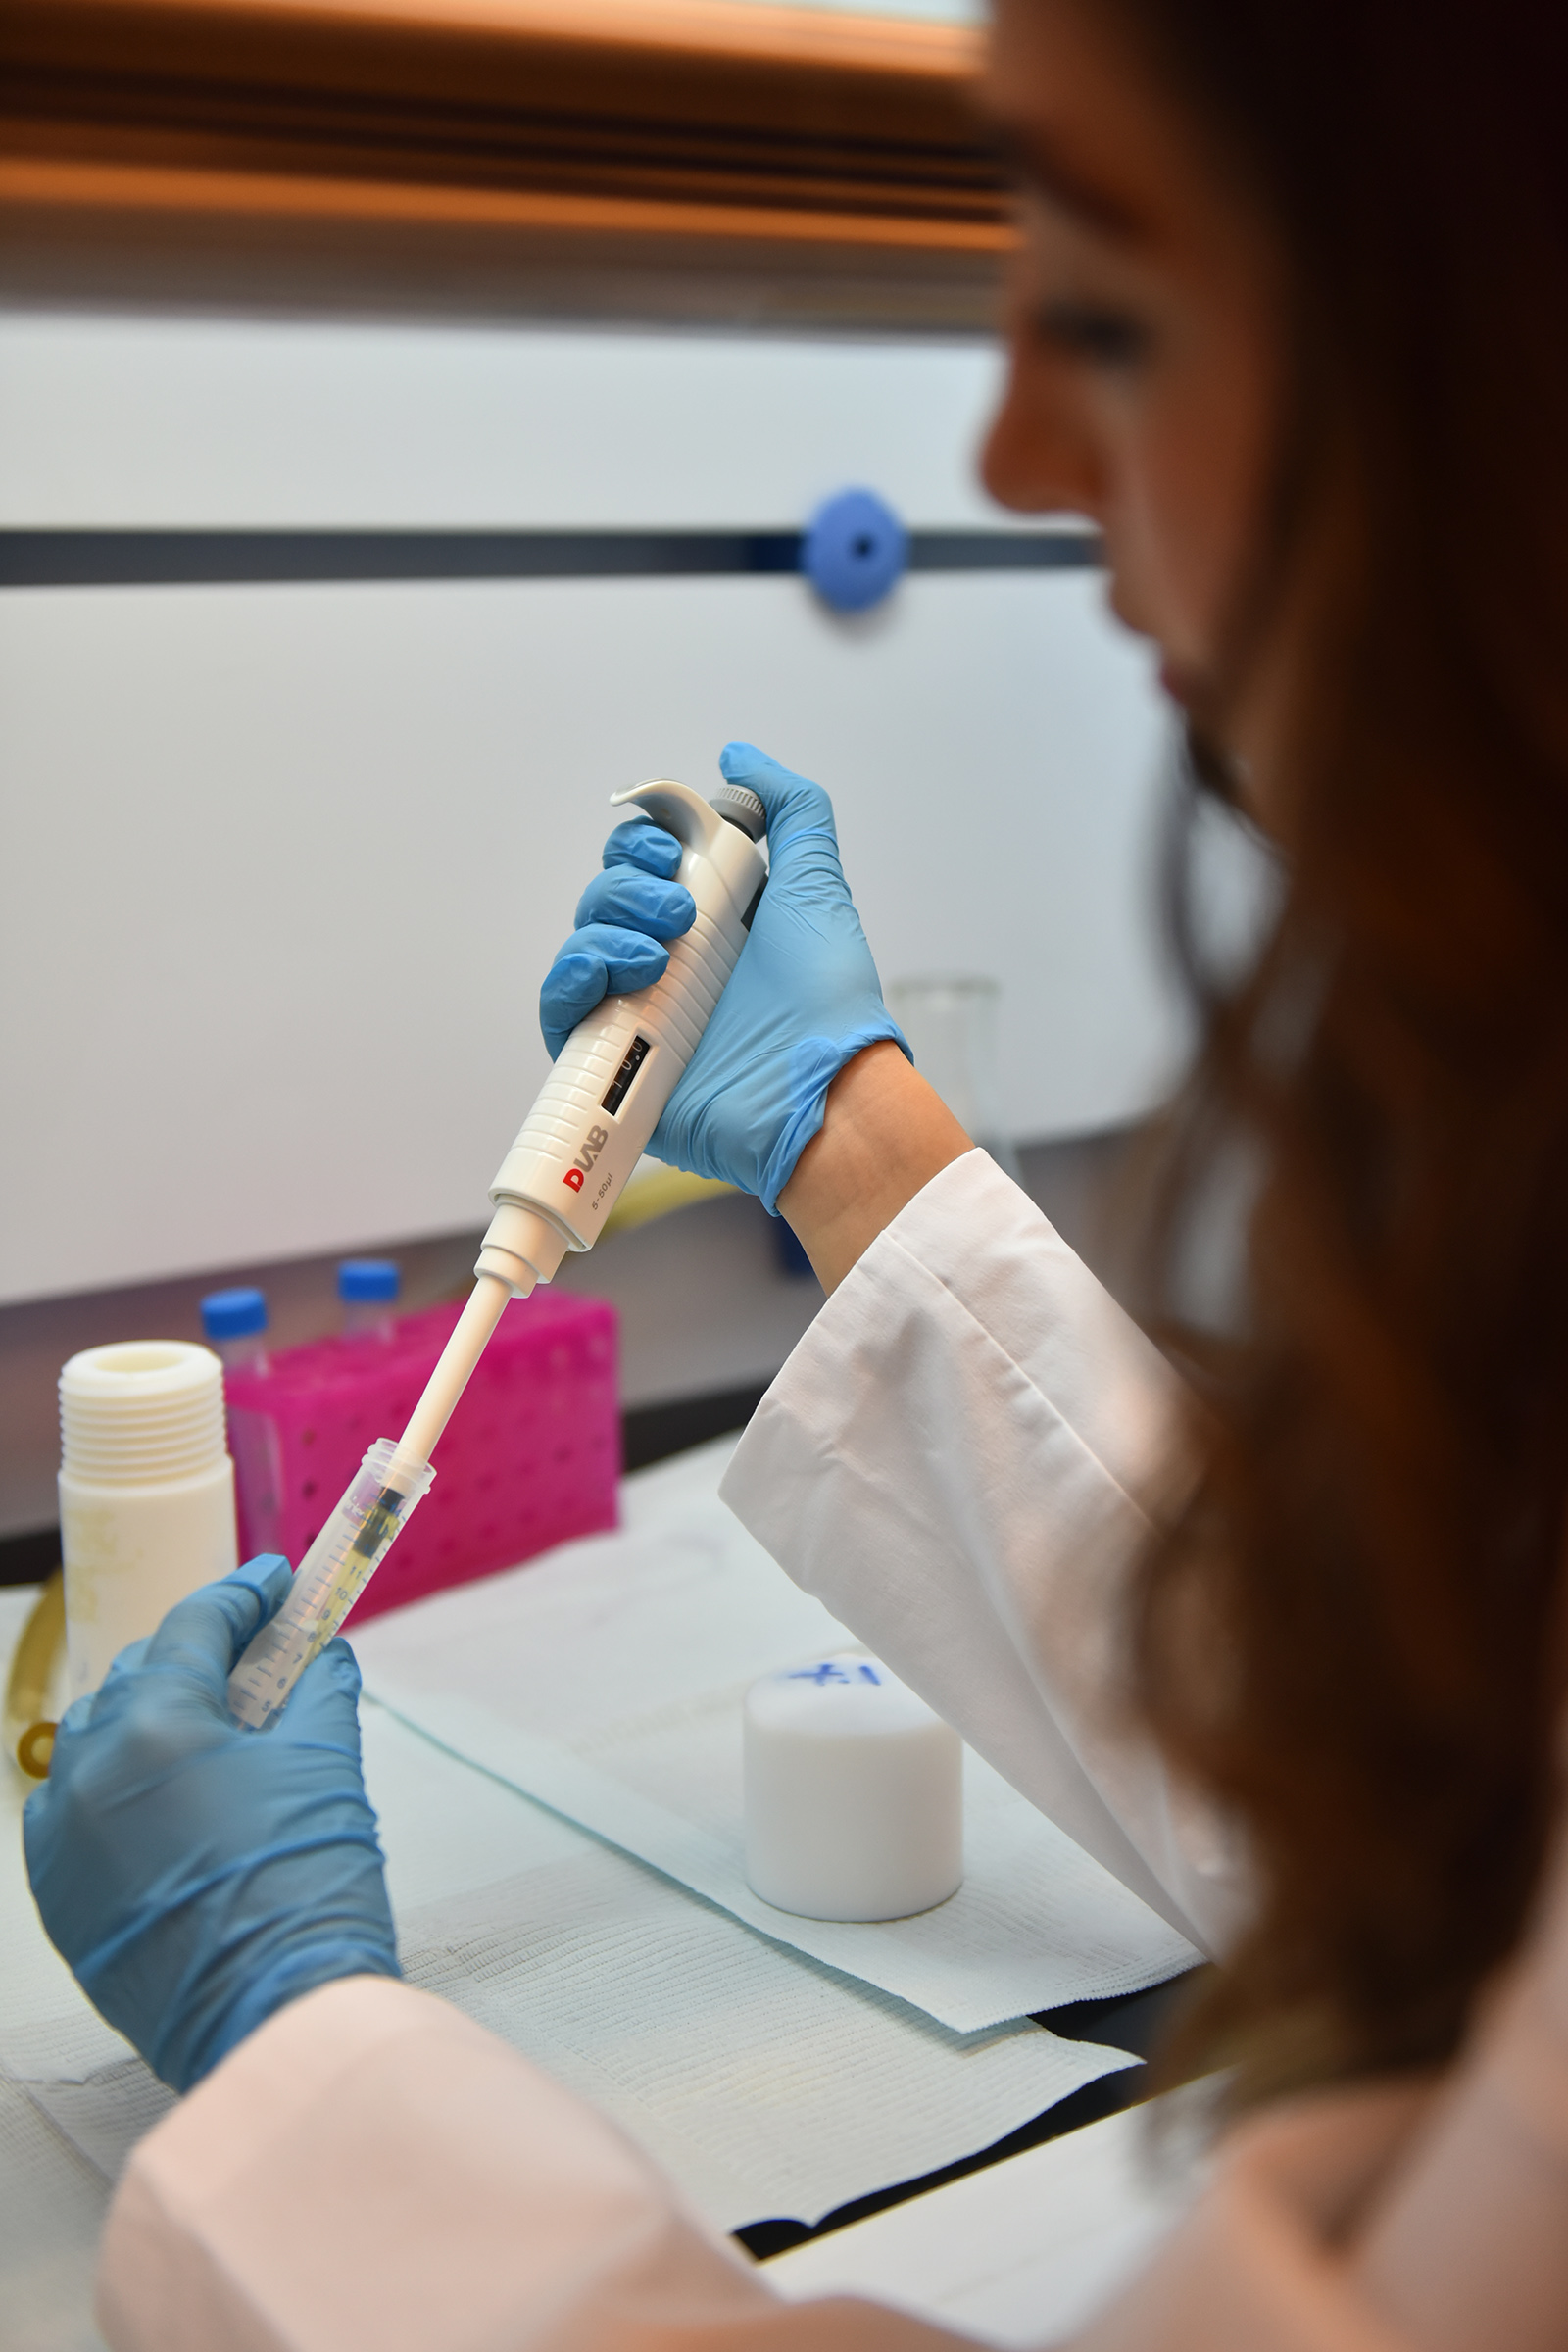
[0,318,1020,533]
[0,569,1178,1302]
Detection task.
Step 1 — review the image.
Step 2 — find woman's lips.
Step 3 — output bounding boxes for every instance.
[1104,576,1202,711]
[1161,659,1212,710]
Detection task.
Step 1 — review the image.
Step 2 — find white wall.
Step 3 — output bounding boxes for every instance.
[0,316,1182,1306]
[0,316,1025,530]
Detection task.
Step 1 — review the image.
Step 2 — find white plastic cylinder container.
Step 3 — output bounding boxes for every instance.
[744,1652,963,1922]
[58,1341,239,1698]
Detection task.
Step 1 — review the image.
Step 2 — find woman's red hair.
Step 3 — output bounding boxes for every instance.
[1113,0,1568,2094]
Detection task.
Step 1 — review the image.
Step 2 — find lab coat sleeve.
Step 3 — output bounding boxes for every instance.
[95,1948,1550,2352]
[719,1150,1244,1951]
[95,1974,965,2352]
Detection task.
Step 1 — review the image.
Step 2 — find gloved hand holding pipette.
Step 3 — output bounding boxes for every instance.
[542,741,907,1215]
[23,743,908,2101]
[24,1556,399,2091]
[224,758,785,1731]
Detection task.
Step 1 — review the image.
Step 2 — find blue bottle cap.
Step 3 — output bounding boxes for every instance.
[338,1258,401,1303]
[801,487,908,614]
[201,1286,268,1341]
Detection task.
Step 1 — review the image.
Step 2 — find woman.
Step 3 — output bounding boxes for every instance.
[25,0,1568,2343]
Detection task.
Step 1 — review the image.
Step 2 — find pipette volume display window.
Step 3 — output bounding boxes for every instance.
[601,1034,652,1116]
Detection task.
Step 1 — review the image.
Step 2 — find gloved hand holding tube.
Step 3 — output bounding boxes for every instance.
[541,741,910,1215]
[24,1557,400,2093]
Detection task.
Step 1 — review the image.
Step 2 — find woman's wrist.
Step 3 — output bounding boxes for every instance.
[779,1041,971,1293]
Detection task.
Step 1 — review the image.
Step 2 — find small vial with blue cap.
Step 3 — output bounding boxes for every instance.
[203,1287,282,1559]
[338,1258,400,1344]
[200,1286,270,1376]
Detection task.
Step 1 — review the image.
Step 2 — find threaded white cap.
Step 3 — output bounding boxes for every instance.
[59,1341,228,1486]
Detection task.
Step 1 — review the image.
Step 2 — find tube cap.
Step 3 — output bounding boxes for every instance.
[337,1258,401,1303]
[200,1286,268,1341]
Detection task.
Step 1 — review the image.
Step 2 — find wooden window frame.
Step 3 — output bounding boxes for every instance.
[0,0,1014,328]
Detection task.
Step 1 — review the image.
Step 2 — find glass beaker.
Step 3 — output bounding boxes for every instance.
[886,975,1022,1183]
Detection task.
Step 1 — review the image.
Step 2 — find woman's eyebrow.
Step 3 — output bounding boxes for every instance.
[988,122,1146,238]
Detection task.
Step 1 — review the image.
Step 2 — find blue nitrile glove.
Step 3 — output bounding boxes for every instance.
[24,1556,399,2094]
[540,741,907,1213]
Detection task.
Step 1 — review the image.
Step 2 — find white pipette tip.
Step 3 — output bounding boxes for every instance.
[391,1271,514,1473]
[381,1446,432,1495]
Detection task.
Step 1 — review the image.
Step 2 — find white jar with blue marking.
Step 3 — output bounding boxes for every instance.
[743,1651,963,1921]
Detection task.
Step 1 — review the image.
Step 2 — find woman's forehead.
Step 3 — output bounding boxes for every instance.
[987,119,1149,239]
[982,0,1266,260]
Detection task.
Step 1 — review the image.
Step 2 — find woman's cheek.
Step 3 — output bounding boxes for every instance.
[1115,405,1248,671]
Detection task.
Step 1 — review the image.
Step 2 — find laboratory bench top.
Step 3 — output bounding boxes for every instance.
[2,1440,1207,2352]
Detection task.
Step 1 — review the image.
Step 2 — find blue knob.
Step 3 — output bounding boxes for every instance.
[802,488,908,613]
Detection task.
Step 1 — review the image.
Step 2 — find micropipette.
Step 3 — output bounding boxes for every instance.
[228,777,767,1731]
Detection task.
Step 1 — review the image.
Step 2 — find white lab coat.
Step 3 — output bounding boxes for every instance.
[95,1153,1568,2350]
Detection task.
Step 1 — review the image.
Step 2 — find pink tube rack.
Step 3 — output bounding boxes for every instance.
[222,1289,618,1623]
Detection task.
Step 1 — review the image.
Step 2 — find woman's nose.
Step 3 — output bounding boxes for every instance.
[980,344,1105,520]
